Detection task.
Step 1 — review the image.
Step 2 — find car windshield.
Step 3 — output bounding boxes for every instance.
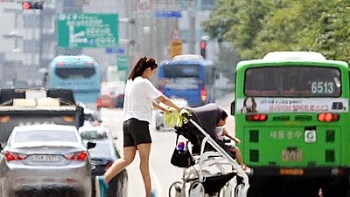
[13,129,78,144]
[162,64,201,90]
[87,140,116,159]
[85,114,97,122]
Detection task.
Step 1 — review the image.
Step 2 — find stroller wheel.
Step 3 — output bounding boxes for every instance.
[169,181,183,197]
[189,181,205,197]
[219,182,234,197]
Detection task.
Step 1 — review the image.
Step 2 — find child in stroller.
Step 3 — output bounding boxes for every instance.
[215,108,250,172]
[168,103,250,197]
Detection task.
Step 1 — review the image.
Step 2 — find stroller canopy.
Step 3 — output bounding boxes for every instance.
[176,103,224,153]
[186,103,222,139]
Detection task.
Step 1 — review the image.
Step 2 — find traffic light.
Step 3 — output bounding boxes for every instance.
[200,40,207,59]
[22,1,44,10]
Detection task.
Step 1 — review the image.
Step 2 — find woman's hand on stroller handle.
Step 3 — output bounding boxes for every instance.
[167,107,178,113]
[180,108,191,124]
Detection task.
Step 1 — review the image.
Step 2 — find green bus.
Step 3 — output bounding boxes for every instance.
[231,51,350,197]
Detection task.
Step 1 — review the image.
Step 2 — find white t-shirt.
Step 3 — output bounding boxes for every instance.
[123,77,162,123]
[215,126,224,140]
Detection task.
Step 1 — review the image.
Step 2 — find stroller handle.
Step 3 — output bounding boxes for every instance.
[181,109,192,124]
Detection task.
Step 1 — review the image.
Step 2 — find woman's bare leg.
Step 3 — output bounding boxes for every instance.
[137,143,152,197]
[104,146,137,183]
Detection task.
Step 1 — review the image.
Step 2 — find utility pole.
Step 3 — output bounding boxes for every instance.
[188,0,196,54]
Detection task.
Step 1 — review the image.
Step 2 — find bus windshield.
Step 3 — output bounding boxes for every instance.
[162,64,201,90]
[157,55,216,107]
[44,55,101,110]
[245,66,341,97]
[55,67,96,79]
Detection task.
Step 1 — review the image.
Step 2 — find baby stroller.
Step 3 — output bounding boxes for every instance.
[168,103,250,197]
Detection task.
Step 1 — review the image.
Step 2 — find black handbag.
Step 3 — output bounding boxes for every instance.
[170,134,195,168]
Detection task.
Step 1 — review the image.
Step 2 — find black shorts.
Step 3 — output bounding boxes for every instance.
[123,118,152,147]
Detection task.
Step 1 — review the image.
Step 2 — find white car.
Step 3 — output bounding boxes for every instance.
[79,124,128,197]
[0,124,96,197]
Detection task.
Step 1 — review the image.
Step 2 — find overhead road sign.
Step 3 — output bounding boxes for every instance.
[57,13,119,48]
[117,56,128,71]
[154,10,182,18]
[105,47,125,55]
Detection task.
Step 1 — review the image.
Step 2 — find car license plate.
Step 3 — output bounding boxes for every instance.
[280,168,304,175]
[282,149,302,162]
[32,154,60,162]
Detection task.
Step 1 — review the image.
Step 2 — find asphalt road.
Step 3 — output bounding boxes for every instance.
[100,92,235,197]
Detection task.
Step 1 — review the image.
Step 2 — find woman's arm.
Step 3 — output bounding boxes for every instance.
[152,101,169,112]
[155,95,182,112]
[222,127,241,144]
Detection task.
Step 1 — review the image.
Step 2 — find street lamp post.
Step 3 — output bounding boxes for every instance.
[188,0,196,54]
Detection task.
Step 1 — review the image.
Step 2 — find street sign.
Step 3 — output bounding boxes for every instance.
[117,56,128,70]
[105,47,125,55]
[57,13,119,48]
[170,39,182,59]
[154,10,182,18]
[138,0,152,11]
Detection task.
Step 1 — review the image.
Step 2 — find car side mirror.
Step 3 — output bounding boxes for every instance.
[230,101,235,115]
[78,106,85,127]
[87,142,96,149]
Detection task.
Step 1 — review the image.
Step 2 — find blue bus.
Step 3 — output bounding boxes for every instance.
[157,54,217,107]
[43,55,101,110]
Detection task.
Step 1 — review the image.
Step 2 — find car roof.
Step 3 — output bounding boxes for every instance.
[13,124,77,131]
[79,125,111,139]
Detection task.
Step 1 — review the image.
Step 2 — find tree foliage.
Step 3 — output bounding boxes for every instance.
[202,0,350,63]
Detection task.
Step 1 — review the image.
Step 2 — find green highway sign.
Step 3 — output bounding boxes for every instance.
[118,56,128,70]
[57,13,119,48]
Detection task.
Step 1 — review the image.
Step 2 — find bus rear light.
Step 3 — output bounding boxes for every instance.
[86,61,94,66]
[318,113,339,122]
[246,114,267,121]
[96,98,102,110]
[331,167,345,175]
[201,87,207,102]
[157,87,163,93]
[56,61,64,67]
